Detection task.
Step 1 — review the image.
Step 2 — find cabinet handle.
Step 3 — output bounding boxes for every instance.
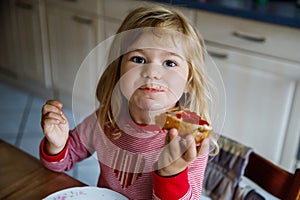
[72,15,93,25]
[63,0,78,2]
[207,50,228,59]
[232,30,266,43]
[15,1,33,10]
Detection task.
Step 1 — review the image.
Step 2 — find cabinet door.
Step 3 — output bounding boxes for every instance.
[0,0,16,77]
[207,45,299,167]
[47,5,103,108]
[12,0,44,85]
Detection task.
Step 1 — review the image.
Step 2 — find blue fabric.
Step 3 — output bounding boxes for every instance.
[202,135,253,200]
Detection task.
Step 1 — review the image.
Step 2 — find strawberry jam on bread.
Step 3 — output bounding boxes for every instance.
[155,110,212,144]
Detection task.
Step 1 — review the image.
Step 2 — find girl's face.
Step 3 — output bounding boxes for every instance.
[119,32,189,116]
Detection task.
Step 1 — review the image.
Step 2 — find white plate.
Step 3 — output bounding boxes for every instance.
[43,186,128,200]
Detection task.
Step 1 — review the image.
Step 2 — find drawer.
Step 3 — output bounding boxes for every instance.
[195,10,300,63]
[104,0,143,21]
[206,44,300,79]
[104,0,195,24]
[46,0,102,15]
[162,3,196,24]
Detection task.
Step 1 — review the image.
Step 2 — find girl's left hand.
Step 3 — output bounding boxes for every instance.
[157,128,209,176]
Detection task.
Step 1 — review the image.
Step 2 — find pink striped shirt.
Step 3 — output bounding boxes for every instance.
[40,111,208,199]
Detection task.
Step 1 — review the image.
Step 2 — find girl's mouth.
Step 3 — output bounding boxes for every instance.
[139,85,164,92]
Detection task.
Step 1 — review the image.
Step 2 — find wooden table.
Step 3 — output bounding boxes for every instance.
[0,139,85,199]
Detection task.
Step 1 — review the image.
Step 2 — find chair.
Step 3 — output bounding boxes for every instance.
[244,152,300,200]
[203,136,300,200]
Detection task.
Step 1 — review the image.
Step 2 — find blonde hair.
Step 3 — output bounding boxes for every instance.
[96,6,214,147]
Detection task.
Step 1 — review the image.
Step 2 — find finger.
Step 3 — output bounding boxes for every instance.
[168,128,178,140]
[43,112,66,124]
[167,129,182,159]
[164,128,176,144]
[41,116,66,131]
[46,100,63,108]
[183,135,197,162]
[42,100,63,115]
[197,138,210,157]
[42,104,63,116]
[60,110,68,121]
[41,118,62,128]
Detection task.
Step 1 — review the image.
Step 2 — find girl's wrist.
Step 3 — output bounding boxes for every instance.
[156,162,185,177]
[45,141,66,155]
[157,168,181,177]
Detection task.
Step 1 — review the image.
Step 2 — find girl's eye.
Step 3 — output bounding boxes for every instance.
[131,56,146,64]
[163,60,177,67]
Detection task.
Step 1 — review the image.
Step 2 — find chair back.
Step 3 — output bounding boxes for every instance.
[244,152,300,200]
[203,135,300,200]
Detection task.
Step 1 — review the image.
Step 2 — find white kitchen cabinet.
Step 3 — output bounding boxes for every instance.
[195,10,300,63]
[194,10,300,171]
[46,2,105,110]
[207,44,300,169]
[103,0,141,38]
[0,0,17,78]
[11,0,45,85]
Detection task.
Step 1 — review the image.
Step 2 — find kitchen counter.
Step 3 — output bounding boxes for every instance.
[148,0,300,29]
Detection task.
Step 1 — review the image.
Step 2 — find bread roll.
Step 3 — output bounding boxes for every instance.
[155,110,212,144]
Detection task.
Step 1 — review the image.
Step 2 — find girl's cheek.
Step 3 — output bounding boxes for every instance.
[119,69,141,100]
[119,79,133,100]
[166,71,188,96]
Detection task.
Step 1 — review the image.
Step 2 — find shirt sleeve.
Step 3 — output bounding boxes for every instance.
[152,167,190,199]
[39,128,91,172]
[39,137,69,162]
[152,153,208,200]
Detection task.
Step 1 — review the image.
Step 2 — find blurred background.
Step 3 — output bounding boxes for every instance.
[0,0,300,188]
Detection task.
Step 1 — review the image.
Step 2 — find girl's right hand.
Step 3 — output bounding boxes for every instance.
[41,100,69,155]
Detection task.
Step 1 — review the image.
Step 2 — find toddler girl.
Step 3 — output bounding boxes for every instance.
[40,5,215,200]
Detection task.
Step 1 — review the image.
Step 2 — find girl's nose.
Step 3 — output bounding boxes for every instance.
[141,64,162,79]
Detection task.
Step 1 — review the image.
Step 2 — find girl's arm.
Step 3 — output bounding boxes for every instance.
[152,130,209,199]
[39,111,98,172]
